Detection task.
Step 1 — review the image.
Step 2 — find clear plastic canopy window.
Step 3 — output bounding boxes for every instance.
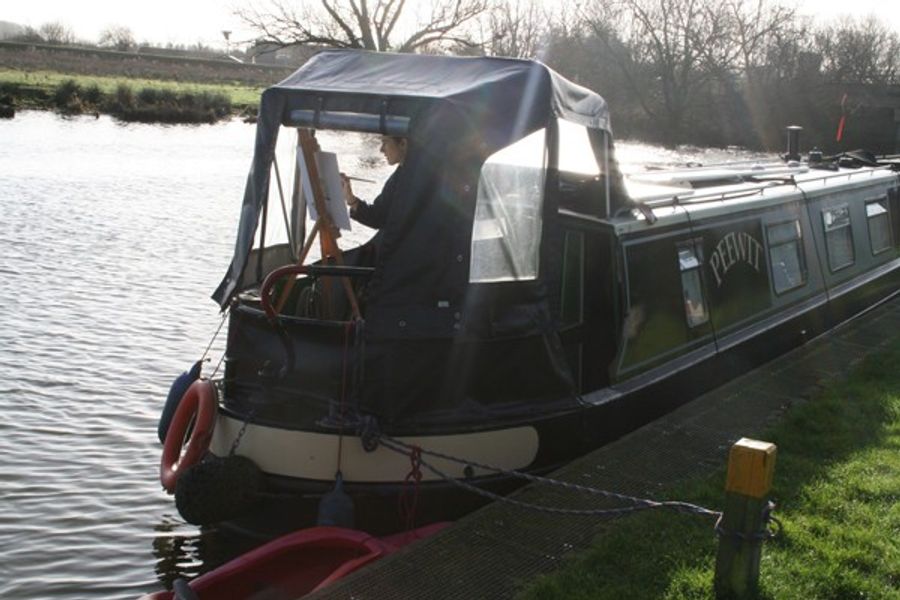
[469,120,604,283]
[469,127,547,283]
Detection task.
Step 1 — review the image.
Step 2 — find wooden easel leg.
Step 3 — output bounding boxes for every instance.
[274,220,321,314]
[270,128,363,321]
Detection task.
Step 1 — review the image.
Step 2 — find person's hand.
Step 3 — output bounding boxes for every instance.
[340,173,355,206]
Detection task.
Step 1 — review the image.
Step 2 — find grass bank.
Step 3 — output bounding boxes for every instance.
[521,339,900,600]
[0,69,262,123]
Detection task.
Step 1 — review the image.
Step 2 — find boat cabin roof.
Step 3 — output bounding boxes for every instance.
[614,163,899,234]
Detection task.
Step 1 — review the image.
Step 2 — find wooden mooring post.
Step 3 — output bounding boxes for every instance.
[714,438,777,599]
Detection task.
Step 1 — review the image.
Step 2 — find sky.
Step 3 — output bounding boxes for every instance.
[1,1,252,48]
[2,0,900,49]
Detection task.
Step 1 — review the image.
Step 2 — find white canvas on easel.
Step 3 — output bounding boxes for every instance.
[297,148,352,231]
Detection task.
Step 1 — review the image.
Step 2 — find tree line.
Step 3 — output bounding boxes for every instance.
[237,0,900,152]
[9,22,221,55]
[12,1,899,151]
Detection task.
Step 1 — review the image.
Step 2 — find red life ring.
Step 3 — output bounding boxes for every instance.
[160,379,218,494]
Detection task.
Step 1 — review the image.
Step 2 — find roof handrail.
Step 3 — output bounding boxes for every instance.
[634,165,895,211]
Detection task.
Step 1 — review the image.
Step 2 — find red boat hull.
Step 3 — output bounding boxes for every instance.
[142,523,449,599]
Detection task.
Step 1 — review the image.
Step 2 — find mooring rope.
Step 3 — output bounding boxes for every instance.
[200,308,230,379]
[334,320,355,475]
[377,434,722,520]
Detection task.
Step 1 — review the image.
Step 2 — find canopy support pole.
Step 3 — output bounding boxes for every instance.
[272,155,296,257]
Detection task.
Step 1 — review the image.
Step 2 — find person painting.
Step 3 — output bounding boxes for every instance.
[341,135,408,229]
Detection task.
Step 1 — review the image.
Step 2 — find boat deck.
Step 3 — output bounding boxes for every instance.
[308,293,900,600]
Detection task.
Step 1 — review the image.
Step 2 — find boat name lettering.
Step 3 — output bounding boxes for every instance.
[708,231,763,286]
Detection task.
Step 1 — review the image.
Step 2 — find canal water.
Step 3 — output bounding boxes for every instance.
[0,110,768,599]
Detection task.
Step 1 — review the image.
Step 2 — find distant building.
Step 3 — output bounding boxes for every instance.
[246,41,315,67]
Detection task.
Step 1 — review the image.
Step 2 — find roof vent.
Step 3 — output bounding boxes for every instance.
[785,125,802,162]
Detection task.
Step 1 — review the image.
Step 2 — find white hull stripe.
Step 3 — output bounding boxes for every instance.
[209,415,540,483]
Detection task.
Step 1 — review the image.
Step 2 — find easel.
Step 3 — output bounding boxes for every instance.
[273,129,361,320]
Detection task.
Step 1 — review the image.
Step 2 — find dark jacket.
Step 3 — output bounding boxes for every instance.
[351,166,403,229]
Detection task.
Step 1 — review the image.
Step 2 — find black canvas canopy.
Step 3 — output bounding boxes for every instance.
[213,49,611,343]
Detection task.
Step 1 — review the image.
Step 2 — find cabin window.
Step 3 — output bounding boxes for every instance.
[889,187,900,249]
[470,128,547,283]
[556,121,610,217]
[558,120,601,176]
[822,205,854,271]
[678,242,708,328]
[866,198,892,255]
[766,220,807,294]
[559,231,584,326]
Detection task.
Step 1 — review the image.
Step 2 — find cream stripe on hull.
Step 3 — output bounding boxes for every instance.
[209,414,540,483]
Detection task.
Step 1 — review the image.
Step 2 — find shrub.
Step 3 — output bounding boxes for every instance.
[157,88,178,106]
[109,87,233,123]
[137,87,159,105]
[51,79,96,115]
[105,84,136,112]
[82,84,103,106]
[52,79,81,108]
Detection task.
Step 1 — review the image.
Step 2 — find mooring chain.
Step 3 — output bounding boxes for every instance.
[398,446,424,530]
[229,406,259,456]
[714,500,783,542]
[765,503,784,539]
[377,435,722,520]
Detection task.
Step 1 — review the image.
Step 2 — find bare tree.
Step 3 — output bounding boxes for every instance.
[99,25,136,51]
[39,21,76,45]
[237,0,489,53]
[481,0,550,58]
[13,26,45,43]
[584,0,735,144]
[722,0,798,78]
[815,16,900,85]
[703,1,807,148]
[751,14,814,83]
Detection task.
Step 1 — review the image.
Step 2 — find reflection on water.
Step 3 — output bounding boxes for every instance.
[150,517,260,591]
[0,110,770,599]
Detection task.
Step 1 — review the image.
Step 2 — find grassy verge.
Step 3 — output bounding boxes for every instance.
[0,69,262,122]
[521,339,900,600]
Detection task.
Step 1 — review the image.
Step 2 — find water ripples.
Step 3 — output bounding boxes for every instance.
[0,112,264,599]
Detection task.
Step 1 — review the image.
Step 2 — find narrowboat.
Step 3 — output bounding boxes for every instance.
[158,49,900,535]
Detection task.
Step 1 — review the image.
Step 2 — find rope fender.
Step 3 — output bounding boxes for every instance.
[160,379,218,494]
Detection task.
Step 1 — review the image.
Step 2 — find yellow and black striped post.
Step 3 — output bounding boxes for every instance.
[714,438,777,598]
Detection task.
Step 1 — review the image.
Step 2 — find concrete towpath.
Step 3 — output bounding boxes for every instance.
[309,294,900,600]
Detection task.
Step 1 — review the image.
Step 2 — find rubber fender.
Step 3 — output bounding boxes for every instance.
[158,360,202,444]
[175,455,264,525]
